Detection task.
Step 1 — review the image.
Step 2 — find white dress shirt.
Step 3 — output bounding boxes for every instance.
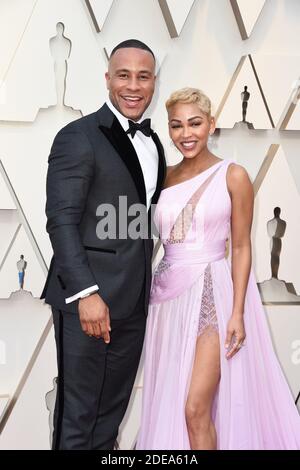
[65,98,159,304]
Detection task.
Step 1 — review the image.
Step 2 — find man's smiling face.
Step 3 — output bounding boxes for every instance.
[105,47,156,122]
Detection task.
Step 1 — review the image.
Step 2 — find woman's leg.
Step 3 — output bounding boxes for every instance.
[185,330,220,450]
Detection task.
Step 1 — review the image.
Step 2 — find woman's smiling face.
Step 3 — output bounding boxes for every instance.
[168,102,215,159]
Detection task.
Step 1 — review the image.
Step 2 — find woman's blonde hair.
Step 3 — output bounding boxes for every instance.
[165,87,212,118]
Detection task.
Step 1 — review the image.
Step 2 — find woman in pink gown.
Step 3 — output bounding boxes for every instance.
[136,88,300,450]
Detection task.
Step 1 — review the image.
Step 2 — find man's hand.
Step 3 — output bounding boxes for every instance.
[78,293,111,343]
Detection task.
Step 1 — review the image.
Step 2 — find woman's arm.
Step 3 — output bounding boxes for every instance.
[225,163,254,358]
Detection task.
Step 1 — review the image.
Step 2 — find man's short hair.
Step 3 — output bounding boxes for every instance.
[110,39,155,62]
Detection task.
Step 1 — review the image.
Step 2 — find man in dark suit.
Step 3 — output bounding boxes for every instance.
[41,39,166,450]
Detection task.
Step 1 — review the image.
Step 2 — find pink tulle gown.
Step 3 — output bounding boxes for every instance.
[136,158,300,450]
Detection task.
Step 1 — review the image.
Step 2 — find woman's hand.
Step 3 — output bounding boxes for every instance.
[225,314,246,359]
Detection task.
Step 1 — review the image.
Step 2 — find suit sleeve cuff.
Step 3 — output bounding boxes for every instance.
[65,285,99,304]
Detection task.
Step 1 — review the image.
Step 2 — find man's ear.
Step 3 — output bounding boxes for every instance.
[105,71,110,90]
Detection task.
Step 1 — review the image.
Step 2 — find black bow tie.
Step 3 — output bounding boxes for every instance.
[126,119,152,138]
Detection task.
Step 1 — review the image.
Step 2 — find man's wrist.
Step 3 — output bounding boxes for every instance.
[65,285,99,304]
[80,290,98,299]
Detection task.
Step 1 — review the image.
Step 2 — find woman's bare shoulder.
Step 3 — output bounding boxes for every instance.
[164,164,180,185]
[227,162,253,195]
[227,162,251,183]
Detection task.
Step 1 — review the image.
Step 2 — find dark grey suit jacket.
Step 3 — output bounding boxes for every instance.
[41,104,166,319]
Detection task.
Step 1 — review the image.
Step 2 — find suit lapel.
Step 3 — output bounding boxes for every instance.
[97,104,166,208]
[151,131,166,205]
[97,104,147,206]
